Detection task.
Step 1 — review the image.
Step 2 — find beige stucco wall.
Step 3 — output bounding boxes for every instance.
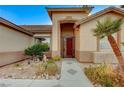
[51,12,88,57]
[79,12,124,63]
[74,28,80,60]
[0,25,33,66]
[0,25,33,52]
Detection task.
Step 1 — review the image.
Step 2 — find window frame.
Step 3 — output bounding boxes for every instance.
[97,32,120,52]
[34,35,52,51]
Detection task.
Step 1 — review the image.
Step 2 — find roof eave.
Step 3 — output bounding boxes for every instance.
[0,17,33,36]
[46,7,93,20]
[74,6,124,28]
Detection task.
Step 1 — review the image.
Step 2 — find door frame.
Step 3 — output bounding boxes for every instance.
[59,22,76,58]
[63,36,75,58]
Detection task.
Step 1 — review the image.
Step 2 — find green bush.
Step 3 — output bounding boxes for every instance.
[41,43,49,52]
[25,43,49,60]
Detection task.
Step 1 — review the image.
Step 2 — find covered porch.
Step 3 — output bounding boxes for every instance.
[51,20,80,59]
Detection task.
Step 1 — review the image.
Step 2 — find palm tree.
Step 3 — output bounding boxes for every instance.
[93,18,124,71]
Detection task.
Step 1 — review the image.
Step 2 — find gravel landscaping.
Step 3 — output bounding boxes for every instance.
[0,60,62,80]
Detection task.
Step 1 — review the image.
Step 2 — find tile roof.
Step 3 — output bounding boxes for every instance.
[20,25,52,34]
[0,17,33,36]
[46,6,93,20]
[74,7,124,28]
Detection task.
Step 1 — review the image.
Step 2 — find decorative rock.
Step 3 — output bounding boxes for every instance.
[45,74,49,79]
[17,67,23,70]
[37,76,41,79]
[1,73,5,76]
[7,75,12,78]
[0,58,61,80]
[56,74,61,80]
[32,76,36,79]
[22,76,27,79]
[42,55,48,62]
[51,76,56,79]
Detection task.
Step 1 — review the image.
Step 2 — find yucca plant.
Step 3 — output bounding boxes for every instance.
[93,18,124,71]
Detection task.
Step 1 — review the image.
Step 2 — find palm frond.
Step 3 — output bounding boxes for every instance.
[111,18,122,32]
[93,18,123,39]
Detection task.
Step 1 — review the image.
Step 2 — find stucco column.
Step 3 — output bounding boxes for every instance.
[51,21,61,57]
[31,37,35,45]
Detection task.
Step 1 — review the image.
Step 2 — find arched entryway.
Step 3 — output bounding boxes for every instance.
[60,23,75,58]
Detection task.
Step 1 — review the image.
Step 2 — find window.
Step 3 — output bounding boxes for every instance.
[99,34,117,51]
[35,36,51,50]
[100,37,111,51]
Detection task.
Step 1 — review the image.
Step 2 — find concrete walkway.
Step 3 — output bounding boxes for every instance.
[0,58,93,87]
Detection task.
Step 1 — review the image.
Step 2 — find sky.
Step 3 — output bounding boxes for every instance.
[0,5,112,25]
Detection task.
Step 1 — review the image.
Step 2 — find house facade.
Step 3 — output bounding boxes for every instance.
[0,6,124,66]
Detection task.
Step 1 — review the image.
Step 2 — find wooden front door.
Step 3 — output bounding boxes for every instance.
[66,37,74,58]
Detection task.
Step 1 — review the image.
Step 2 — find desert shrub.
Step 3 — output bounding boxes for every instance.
[35,59,58,77]
[25,43,49,61]
[52,55,61,61]
[45,60,58,76]
[35,63,46,77]
[84,63,124,87]
[122,42,124,46]
[47,59,54,64]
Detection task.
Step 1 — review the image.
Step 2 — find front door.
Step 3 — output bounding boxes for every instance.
[66,37,74,58]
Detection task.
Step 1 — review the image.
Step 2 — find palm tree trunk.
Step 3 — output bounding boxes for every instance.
[108,35,124,71]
